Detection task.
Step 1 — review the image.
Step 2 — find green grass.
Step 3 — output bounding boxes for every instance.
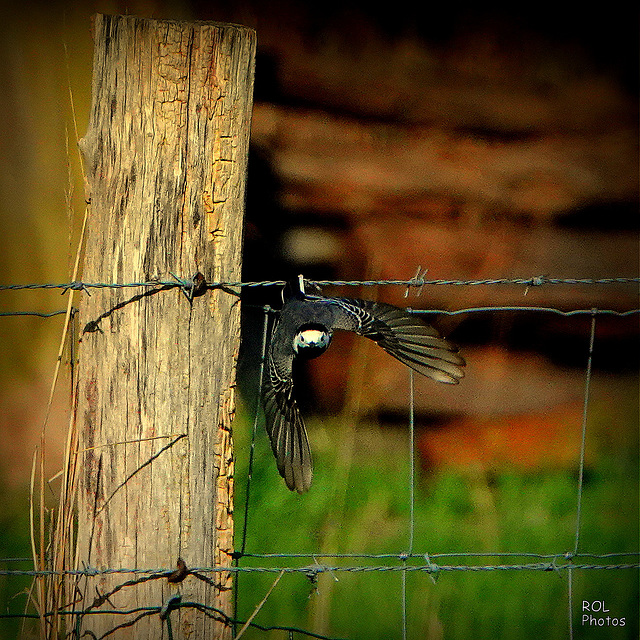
[0,395,636,640]
[233,398,639,640]
[0,482,34,640]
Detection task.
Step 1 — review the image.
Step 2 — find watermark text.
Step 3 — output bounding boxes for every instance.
[582,601,625,627]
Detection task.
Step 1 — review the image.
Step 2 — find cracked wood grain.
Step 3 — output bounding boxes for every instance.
[75,14,255,639]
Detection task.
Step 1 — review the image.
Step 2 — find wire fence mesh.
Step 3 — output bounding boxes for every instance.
[0,275,638,639]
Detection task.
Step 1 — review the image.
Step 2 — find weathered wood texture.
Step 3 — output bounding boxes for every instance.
[75,14,255,639]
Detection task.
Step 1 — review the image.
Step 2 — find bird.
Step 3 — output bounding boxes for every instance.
[262,275,465,493]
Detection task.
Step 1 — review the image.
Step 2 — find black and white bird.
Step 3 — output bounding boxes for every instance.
[262,275,465,493]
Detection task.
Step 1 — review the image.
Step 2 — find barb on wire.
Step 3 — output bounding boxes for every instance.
[166,558,190,584]
[404,266,428,297]
[169,271,209,303]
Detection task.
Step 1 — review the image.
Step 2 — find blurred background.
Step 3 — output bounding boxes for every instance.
[0,1,637,639]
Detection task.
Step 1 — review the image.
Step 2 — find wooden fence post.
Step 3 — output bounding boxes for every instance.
[74,14,255,639]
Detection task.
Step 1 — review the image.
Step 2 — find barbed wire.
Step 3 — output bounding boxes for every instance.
[1,274,636,324]
[0,275,638,292]
[1,559,638,578]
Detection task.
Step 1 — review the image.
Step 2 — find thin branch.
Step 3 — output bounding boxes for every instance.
[235,570,285,639]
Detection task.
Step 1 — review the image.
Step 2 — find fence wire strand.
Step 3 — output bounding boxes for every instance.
[0,274,639,292]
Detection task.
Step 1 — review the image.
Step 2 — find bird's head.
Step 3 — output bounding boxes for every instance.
[293,323,332,358]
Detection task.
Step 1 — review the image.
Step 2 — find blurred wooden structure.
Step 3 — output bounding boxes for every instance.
[240,10,637,470]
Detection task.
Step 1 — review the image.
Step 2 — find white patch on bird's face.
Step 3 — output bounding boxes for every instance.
[293,328,331,353]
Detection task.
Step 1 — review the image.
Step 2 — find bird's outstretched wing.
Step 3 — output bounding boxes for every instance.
[327,298,465,383]
[262,350,313,493]
[262,294,464,493]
